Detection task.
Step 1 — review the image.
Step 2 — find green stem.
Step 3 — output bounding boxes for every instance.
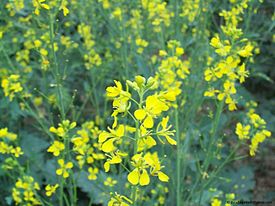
[203,100,224,171]
[49,13,65,119]
[175,107,181,206]
[59,177,64,206]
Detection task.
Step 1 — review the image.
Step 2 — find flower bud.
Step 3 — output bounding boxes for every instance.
[126,80,139,91]
[147,77,158,89]
[135,75,146,87]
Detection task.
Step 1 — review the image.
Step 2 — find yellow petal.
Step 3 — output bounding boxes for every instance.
[98,132,111,143]
[134,109,146,120]
[217,93,224,101]
[145,136,156,148]
[56,169,63,176]
[112,115,118,128]
[161,116,169,129]
[63,171,69,178]
[58,159,64,166]
[127,169,139,185]
[116,125,125,137]
[104,162,110,172]
[143,115,153,128]
[165,135,177,145]
[101,138,116,153]
[140,169,150,186]
[158,171,169,182]
[109,156,122,164]
[66,162,73,169]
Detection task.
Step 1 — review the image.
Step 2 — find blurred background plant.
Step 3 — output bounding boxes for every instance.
[0,0,274,205]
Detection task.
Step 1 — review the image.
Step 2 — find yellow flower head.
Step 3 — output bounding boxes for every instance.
[56,159,73,178]
[45,184,59,197]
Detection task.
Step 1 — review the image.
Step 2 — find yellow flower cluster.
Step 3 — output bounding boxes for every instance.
[12,176,41,205]
[101,75,178,204]
[78,23,102,69]
[150,184,169,205]
[126,9,143,32]
[219,0,250,39]
[0,128,23,158]
[1,74,23,101]
[127,152,169,186]
[48,119,105,181]
[204,1,257,111]
[71,121,105,180]
[49,120,76,138]
[141,0,174,32]
[10,0,25,12]
[33,0,50,16]
[235,102,271,156]
[48,120,76,179]
[180,0,200,23]
[156,40,190,105]
[135,38,149,54]
[59,0,69,16]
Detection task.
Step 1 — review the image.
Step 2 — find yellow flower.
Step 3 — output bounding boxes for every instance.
[112,7,122,21]
[47,141,65,156]
[104,177,117,187]
[250,130,271,156]
[88,167,99,180]
[210,36,222,48]
[0,128,8,138]
[235,123,250,140]
[45,184,59,196]
[49,120,76,138]
[136,38,149,54]
[134,95,169,129]
[248,113,266,128]
[210,36,231,56]
[217,81,236,101]
[23,191,34,201]
[59,0,69,16]
[12,188,22,204]
[211,198,221,206]
[159,50,167,56]
[127,154,150,186]
[33,0,50,15]
[175,47,184,56]
[0,128,17,140]
[1,74,23,101]
[111,97,130,128]
[204,88,219,97]
[98,125,125,153]
[157,116,177,145]
[0,142,13,154]
[104,151,127,172]
[98,0,110,9]
[56,159,73,178]
[238,43,253,57]
[137,125,157,152]
[144,152,169,182]
[237,63,249,83]
[11,147,24,157]
[204,67,223,82]
[106,80,131,99]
